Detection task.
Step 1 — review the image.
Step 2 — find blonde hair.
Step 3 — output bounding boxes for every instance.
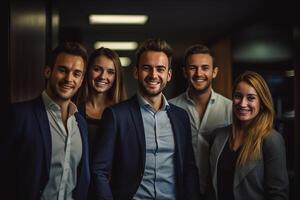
[232,71,274,166]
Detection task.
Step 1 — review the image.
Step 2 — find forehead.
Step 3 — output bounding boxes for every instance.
[55,53,85,70]
[139,51,169,67]
[187,53,213,65]
[93,55,115,69]
[235,81,257,94]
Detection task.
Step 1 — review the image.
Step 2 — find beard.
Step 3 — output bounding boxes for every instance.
[48,80,75,102]
[138,76,166,97]
[189,79,212,96]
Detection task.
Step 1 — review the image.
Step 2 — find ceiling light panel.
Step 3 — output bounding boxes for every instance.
[89,14,148,24]
[94,41,138,50]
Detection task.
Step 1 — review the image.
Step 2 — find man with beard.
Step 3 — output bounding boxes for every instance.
[1,42,90,200]
[170,44,232,198]
[92,38,200,200]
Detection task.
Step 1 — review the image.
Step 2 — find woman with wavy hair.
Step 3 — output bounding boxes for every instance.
[209,71,289,200]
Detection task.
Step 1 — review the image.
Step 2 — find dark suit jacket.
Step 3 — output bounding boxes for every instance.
[0,96,90,200]
[210,125,289,200]
[92,95,200,200]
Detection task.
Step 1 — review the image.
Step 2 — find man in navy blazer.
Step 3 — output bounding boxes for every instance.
[92,38,200,200]
[1,42,90,200]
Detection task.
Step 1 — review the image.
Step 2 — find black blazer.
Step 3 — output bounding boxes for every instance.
[0,96,90,200]
[91,95,200,200]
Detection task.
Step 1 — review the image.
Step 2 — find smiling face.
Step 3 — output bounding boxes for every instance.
[45,53,85,103]
[89,55,116,94]
[184,53,218,95]
[134,51,171,98]
[233,81,261,126]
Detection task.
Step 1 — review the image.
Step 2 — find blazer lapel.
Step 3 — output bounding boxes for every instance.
[211,129,229,193]
[129,96,146,167]
[166,108,183,171]
[33,96,52,174]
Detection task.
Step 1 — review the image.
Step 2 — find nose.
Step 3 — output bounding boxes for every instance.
[240,97,248,107]
[149,68,158,78]
[64,72,73,82]
[99,68,107,79]
[196,66,202,76]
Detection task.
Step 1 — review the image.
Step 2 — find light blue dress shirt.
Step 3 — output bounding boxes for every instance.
[133,93,176,200]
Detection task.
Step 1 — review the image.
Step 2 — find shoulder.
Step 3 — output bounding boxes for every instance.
[77,102,86,116]
[10,96,41,114]
[212,125,231,139]
[169,93,186,105]
[263,129,285,150]
[110,96,136,111]
[169,103,189,117]
[214,92,232,105]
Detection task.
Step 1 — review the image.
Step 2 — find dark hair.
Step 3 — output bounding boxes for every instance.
[76,47,127,104]
[47,42,88,70]
[184,44,214,67]
[135,38,173,68]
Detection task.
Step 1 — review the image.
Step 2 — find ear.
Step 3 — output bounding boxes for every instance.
[44,66,51,79]
[167,68,172,82]
[212,66,218,79]
[133,66,138,80]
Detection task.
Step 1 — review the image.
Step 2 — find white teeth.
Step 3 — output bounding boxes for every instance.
[146,81,159,85]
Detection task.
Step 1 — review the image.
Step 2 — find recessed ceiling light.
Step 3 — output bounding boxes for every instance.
[94,41,138,50]
[89,14,148,25]
[119,57,131,67]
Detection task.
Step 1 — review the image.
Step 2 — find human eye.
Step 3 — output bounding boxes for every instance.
[202,65,209,71]
[73,70,83,78]
[233,93,242,100]
[157,66,166,73]
[57,66,67,73]
[107,69,116,75]
[188,65,196,71]
[142,65,151,71]
[92,66,101,72]
[247,95,256,102]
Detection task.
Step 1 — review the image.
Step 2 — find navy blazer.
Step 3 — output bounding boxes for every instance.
[210,125,289,200]
[92,95,200,200]
[1,96,90,200]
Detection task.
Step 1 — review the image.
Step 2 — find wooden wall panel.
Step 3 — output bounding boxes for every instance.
[10,1,46,103]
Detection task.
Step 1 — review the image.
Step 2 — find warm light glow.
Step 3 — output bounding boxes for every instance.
[94,41,138,50]
[120,57,131,67]
[89,14,148,24]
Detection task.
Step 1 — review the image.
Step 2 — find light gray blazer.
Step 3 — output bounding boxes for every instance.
[210,125,289,200]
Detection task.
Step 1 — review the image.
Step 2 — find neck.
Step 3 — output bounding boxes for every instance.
[45,90,70,125]
[141,92,163,112]
[88,91,109,108]
[231,125,245,151]
[188,86,212,106]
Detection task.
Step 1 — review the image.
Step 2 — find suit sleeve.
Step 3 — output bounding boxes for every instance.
[263,131,289,200]
[182,111,202,200]
[91,107,117,200]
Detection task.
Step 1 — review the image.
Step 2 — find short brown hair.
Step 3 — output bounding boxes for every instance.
[47,42,88,70]
[135,38,173,68]
[184,44,214,67]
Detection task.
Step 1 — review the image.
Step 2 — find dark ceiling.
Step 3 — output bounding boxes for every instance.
[55,0,294,59]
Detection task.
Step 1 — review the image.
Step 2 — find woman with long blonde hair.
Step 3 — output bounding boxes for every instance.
[209,71,289,200]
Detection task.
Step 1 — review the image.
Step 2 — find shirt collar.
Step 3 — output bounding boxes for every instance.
[42,90,78,116]
[184,89,216,105]
[137,92,170,111]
